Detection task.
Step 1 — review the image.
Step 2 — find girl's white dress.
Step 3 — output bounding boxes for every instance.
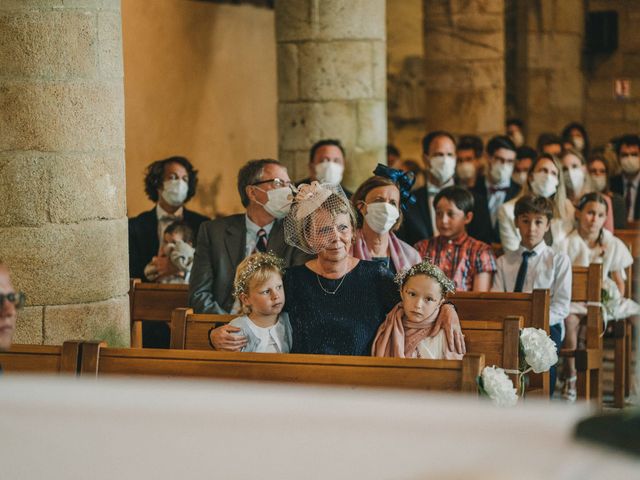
[229,313,292,353]
[554,229,640,321]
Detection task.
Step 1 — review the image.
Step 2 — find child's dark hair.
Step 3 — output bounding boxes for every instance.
[577,192,609,213]
[433,186,474,215]
[164,221,194,244]
[514,195,554,222]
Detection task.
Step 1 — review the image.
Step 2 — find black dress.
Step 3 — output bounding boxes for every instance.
[283,260,400,356]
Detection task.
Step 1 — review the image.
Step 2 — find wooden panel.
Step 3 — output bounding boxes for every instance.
[0,342,81,375]
[129,280,190,348]
[82,347,484,394]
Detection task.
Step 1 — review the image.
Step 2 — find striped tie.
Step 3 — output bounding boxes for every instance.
[255,228,268,253]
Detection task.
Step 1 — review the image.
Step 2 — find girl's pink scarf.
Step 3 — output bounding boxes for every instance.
[353,230,421,271]
[372,302,461,359]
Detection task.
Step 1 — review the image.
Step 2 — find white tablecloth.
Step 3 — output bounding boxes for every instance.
[0,376,638,479]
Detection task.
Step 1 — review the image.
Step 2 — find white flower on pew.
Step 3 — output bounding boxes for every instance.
[520,327,558,374]
[478,366,518,407]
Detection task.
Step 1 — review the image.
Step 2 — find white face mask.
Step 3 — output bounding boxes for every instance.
[530,172,559,198]
[510,131,524,148]
[620,154,640,175]
[429,154,456,184]
[161,179,189,207]
[573,137,585,152]
[315,161,344,184]
[590,174,607,192]
[364,202,400,235]
[490,161,514,186]
[456,162,476,181]
[567,168,585,194]
[258,186,292,219]
[512,171,528,186]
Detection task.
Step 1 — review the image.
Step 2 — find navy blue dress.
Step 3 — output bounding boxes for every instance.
[283,260,400,356]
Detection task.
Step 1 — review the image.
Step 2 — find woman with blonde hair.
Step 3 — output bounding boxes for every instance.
[497,153,575,252]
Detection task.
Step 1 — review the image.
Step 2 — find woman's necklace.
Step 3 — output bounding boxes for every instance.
[315,262,351,295]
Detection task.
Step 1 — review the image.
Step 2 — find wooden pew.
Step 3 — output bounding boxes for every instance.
[79,343,485,394]
[0,341,82,375]
[461,316,522,385]
[171,309,523,386]
[170,308,237,350]
[610,232,639,407]
[129,279,189,348]
[449,290,551,396]
[560,264,603,404]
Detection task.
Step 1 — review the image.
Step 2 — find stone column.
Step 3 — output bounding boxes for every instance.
[514,0,585,143]
[423,0,505,139]
[275,0,387,191]
[0,0,129,346]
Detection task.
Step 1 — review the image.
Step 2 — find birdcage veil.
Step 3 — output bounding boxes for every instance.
[284,181,356,254]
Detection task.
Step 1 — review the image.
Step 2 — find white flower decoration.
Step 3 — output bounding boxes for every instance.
[480,366,518,407]
[520,327,558,374]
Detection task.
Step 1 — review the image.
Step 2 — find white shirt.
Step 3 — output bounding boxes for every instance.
[623,171,640,221]
[156,204,184,244]
[492,241,572,337]
[485,178,509,228]
[426,177,455,235]
[244,215,275,258]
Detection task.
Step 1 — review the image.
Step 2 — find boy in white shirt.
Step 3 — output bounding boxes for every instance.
[492,195,572,396]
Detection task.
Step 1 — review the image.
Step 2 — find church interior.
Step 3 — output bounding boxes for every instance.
[1,0,639,476]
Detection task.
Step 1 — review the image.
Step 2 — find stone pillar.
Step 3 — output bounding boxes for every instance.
[0,0,129,346]
[275,0,387,191]
[423,0,505,139]
[515,0,585,143]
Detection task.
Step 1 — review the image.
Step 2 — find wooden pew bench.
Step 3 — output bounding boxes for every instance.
[129,279,189,348]
[0,342,81,375]
[559,264,603,405]
[79,343,485,394]
[449,290,551,396]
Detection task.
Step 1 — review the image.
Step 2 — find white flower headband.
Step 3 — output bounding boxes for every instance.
[233,252,285,298]
[394,258,456,295]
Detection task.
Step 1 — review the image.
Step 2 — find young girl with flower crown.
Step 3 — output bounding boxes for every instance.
[554,192,640,400]
[371,259,463,360]
[228,252,292,353]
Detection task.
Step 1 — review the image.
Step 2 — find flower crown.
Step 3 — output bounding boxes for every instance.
[394,258,456,295]
[233,252,285,298]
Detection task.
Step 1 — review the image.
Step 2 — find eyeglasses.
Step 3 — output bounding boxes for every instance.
[251,178,292,189]
[0,291,25,309]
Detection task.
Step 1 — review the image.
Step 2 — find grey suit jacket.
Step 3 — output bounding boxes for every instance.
[188,214,310,314]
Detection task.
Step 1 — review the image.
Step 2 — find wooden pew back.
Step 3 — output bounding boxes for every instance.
[80,345,485,394]
[170,308,236,350]
[449,290,550,395]
[461,316,522,374]
[129,279,189,348]
[0,342,81,375]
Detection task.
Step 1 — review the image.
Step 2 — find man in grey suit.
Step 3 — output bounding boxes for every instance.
[189,159,309,316]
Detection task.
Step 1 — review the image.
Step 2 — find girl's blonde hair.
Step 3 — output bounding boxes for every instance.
[515,153,572,221]
[233,252,285,314]
[395,258,455,297]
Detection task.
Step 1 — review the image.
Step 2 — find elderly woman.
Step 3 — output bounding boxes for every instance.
[351,165,421,273]
[209,182,465,356]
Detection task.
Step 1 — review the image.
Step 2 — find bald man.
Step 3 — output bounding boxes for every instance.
[0,265,20,352]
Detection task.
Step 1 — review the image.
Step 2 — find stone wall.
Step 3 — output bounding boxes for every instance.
[423,0,505,141]
[512,0,585,146]
[275,0,387,191]
[584,0,640,147]
[387,0,425,162]
[0,0,129,346]
[122,0,277,218]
